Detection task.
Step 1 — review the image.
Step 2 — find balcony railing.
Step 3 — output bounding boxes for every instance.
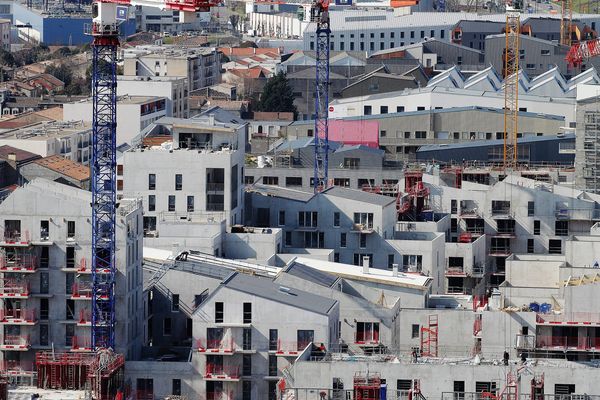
[0,254,37,272]
[489,246,511,256]
[78,309,91,326]
[464,227,484,235]
[205,390,233,400]
[536,335,598,350]
[355,331,379,345]
[0,280,30,298]
[0,308,36,324]
[204,364,240,380]
[206,183,225,192]
[1,334,30,350]
[197,338,234,353]
[276,340,310,355]
[514,334,536,349]
[446,267,465,275]
[71,282,93,300]
[0,360,34,376]
[71,336,92,352]
[206,203,225,212]
[1,230,30,245]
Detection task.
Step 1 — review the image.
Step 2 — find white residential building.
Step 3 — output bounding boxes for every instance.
[0,179,144,379]
[0,121,92,165]
[62,95,168,146]
[117,76,188,118]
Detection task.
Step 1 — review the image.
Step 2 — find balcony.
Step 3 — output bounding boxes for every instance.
[0,360,35,377]
[0,231,30,247]
[464,227,484,236]
[490,204,512,218]
[275,340,310,356]
[206,183,225,192]
[205,391,233,400]
[197,338,235,355]
[0,334,30,350]
[350,223,375,234]
[555,206,600,220]
[536,312,600,325]
[514,334,536,350]
[535,335,600,351]
[204,364,240,381]
[355,331,379,346]
[0,308,36,325]
[71,336,92,352]
[489,246,511,257]
[0,280,30,298]
[0,253,37,273]
[472,263,485,277]
[446,267,465,276]
[71,282,93,300]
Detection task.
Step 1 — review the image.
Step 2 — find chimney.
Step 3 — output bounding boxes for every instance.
[7,152,16,162]
[362,256,370,274]
[208,113,215,125]
[392,263,399,277]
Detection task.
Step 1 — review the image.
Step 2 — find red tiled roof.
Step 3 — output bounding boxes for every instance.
[34,155,89,181]
[0,145,42,163]
[218,47,281,58]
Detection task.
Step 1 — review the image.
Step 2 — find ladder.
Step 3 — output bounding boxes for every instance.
[420,315,439,357]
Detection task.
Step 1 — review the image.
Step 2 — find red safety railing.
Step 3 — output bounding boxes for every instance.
[0,307,36,323]
[1,334,30,348]
[204,363,240,379]
[197,337,234,353]
[79,309,91,325]
[71,282,93,299]
[2,230,30,244]
[134,390,154,400]
[276,340,311,354]
[355,330,379,345]
[536,312,600,324]
[0,280,29,297]
[71,336,92,351]
[0,360,34,375]
[205,390,233,400]
[473,316,482,336]
[536,335,599,350]
[0,254,37,272]
[472,295,488,311]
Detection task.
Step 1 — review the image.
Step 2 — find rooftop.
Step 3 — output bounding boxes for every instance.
[323,186,396,207]
[33,155,90,181]
[123,45,218,59]
[0,145,41,163]
[0,121,91,141]
[418,132,575,152]
[69,95,166,105]
[289,257,432,290]
[220,272,338,315]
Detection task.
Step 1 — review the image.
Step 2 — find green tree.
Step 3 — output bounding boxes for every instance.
[45,63,73,87]
[0,50,15,67]
[256,72,297,118]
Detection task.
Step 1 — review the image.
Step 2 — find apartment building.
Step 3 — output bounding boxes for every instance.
[123,46,222,93]
[0,121,92,166]
[117,76,189,119]
[120,108,247,247]
[0,179,144,380]
[63,95,168,146]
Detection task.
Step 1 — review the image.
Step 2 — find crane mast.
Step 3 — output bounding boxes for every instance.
[89,0,216,351]
[312,0,330,192]
[503,7,520,170]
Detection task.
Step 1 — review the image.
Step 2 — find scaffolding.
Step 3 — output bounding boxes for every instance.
[353,372,382,400]
[36,349,124,400]
[420,315,439,357]
[399,172,431,220]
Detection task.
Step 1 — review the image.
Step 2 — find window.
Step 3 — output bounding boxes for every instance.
[381,130,386,137]
[243,302,252,324]
[148,174,156,190]
[344,158,360,169]
[417,106,425,111]
[397,106,405,113]
[215,302,223,323]
[541,49,550,55]
[353,253,373,267]
[278,210,285,226]
[415,131,426,139]
[285,177,302,187]
[243,328,252,350]
[420,30,425,38]
[67,221,75,239]
[410,31,414,38]
[527,239,534,254]
[40,324,49,346]
[364,105,372,115]
[380,106,388,114]
[243,381,252,400]
[387,254,394,269]
[340,232,347,248]
[263,176,279,185]
[40,247,49,269]
[454,381,465,394]
[168,195,175,212]
[307,129,313,137]
[475,382,497,393]
[187,196,194,212]
[164,317,172,335]
[403,255,423,272]
[350,42,355,51]
[412,324,419,338]
[66,247,75,269]
[526,63,535,70]
[242,354,252,376]
[333,178,350,187]
[333,212,340,227]
[172,294,180,312]
[298,211,318,227]
[40,220,49,240]
[137,379,153,399]
[554,384,575,395]
[555,220,568,236]
[175,174,182,190]
[172,379,181,396]
[304,231,324,248]
[285,231,292,247]
[66,272,74,295]
[66,299,75,320]
[356,322,379,343]
[40,298,49,320]
[359,233,367,248]
[297,330,314,350]
[527,201,535,216]
[549,239,562,254]
[65,324,74,346]
[148,195,156,212]
[441,30,445,39]
[269,329,278,351]
[534,220,540,235]
[245,176,254,185]
[268,355,278,376]
[334,253,340,262]
[398,380,412,390]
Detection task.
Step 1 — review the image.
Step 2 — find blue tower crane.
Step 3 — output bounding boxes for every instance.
[312,0,331,193]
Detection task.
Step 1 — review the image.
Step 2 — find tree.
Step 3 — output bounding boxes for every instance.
[0,50,15,67]
[256,72,297,118]
[45,63,73,87]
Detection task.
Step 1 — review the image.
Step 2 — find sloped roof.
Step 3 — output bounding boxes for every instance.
[0,145,41,163]
[33,155,90,181]
[323,186,396,207]
[221,272,337,315]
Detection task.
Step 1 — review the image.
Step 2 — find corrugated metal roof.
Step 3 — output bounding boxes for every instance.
[222,272,337,315]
